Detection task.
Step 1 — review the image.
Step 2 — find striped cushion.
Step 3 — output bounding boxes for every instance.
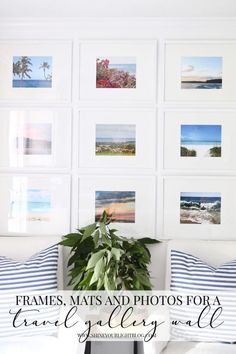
[0,244,59,337]
[0,244,58,291]
[170,250,236,343]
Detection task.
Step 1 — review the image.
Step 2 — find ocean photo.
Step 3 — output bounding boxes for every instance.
[10,189,51,222]
[95,190,135,223]
[13,56,52,88]
[181,124,222,157]
[96,124,136,156]
[181,56,222,89]
[96,57,136,88]
[180,192,221,224]
[16,123,52,155]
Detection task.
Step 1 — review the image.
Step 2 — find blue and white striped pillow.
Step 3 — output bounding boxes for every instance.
[170,250,236,343]
[0,244,58,292]
[0,244,59,337]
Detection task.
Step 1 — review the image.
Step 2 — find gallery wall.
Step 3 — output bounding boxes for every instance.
[1,18,236,288]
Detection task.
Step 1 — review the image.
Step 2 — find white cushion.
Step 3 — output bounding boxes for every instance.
[0,336,63,354]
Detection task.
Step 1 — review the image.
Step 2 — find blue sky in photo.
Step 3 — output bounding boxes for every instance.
[95,191,135,201]
[109,64,136,75]
[13,56,52,80]
[181,125,222,143]
[96,124,136,140]
[181,56,222,78]
[181,192,221,198]
[27,189,51,203]
[98,57,136,75]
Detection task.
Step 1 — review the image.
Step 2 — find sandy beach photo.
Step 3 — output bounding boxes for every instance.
[180,192,221,224]
[95,190,135,223]
[10,189,51,222]
[181,124,221,157]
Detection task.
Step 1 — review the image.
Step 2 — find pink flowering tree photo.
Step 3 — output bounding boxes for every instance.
[96,57,136,88]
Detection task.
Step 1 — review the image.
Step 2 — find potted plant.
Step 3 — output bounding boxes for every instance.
[60,211,159,290]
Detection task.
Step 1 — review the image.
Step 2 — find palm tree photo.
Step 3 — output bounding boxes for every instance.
[39,61,52,80]
[13,56,33,80]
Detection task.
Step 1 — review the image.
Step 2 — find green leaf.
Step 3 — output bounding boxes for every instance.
[79,236,95,256]
[100,222,107,235]
[104,273,116,290]
[81,223,97,242]
[70,272,84,287]
[86,249,106,270]
[138,237,160,245]
[59,233,82,247]
[102,233,111,246]
[93,230,100,246]
[136,272,152,288]
[89,257,105,286]
[105,250,112,264]
[111,248,123,261]
[78,272,93,288]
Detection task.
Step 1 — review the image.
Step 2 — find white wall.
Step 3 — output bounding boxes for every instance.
[1,18,236,290]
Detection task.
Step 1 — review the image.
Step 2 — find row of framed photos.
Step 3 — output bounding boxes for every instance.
[0,108,236,171]
[1,40,236,102]
[0,174,235,239]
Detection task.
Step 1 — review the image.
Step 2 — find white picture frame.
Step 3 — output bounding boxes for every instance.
[163,177,236,239]
[79,41,157,104]
[78,176,156,238]
[0,108,71,170]
[163,111,236,170]
[78,109,156,169]
[164,41,236,102]
[0,40,72,102]
[0,174,71,235]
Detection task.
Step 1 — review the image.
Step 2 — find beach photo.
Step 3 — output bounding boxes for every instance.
[96,57,136,88]
[10,189,51,222]
[95,190,135,223]
[180,192,221,224]
[181,124,222,157]
[96,124,136,156]
[13,56,52,88]
[181,56,222,89]
[16,123,52,155]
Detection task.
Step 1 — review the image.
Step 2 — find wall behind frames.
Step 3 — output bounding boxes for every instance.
[1,18,236,288]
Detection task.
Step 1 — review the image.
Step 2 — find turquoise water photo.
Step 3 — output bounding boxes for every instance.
[181,124,222,157]
[11,189,51,221]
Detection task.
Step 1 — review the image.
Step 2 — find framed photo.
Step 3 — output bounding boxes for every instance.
[0,41,72,101]
[163,177,236,239]
[78,176,156,238]
[164,41,236,101]
[79,110,156,169]
[0,108,71,169]
[164,111,236,170]
[0,174,70,235]
[79,41,157,103]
